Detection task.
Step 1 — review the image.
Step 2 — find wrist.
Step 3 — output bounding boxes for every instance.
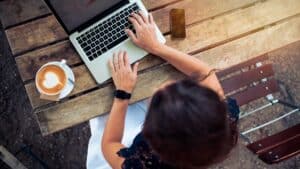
[150,43,166,56]
[116,88,132,94]
[114,98,129,104]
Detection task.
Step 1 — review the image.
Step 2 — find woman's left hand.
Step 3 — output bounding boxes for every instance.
[109,51,139,93]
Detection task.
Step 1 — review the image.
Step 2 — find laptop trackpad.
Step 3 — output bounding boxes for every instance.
[89,40,148,84]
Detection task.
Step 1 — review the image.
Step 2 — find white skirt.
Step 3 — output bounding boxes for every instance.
[86,99,149,169]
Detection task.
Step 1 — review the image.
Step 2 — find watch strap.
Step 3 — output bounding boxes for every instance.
[114,90,131,100]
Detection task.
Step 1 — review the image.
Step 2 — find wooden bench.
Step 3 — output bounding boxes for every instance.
[217,55,300,164]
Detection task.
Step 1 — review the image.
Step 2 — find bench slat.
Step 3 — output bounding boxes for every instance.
[216,55,269,78]
[221,64,274,94]
[258,135,300,164]
[247,124,300,154]
[230,79,279,106]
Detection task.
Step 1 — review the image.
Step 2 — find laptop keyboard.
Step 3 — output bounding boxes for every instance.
[76,3,140,61]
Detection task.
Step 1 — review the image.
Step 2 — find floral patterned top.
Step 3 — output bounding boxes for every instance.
[117,98,240,169]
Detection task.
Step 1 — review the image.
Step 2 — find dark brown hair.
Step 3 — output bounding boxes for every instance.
[142,78,237,169]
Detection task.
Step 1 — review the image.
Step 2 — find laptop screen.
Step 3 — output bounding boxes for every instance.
[47,0,125,33]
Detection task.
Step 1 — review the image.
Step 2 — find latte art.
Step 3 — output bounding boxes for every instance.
[36,64,67,95]
[43,72,60,89]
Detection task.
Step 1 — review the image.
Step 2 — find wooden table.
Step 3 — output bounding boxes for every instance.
[1,0,300,136]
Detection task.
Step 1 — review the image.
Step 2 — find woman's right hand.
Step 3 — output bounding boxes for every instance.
[126,11,163,54]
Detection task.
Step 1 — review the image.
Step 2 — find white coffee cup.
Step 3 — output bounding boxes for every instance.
[35,60,72,96]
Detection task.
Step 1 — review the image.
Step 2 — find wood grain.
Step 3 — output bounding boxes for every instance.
[142,0,181,11]
[26,65,97,108]
[0,0,173,29]
[5,15,67,55]
[36,14,300,135]
[15,41,82,82]
[0,0,50,28]
[25,0,300,108]
[152,0,257,34]
[0,145,27,169]
[7,0,257,56]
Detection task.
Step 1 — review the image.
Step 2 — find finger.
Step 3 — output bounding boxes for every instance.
[149,13,154,24]
[133,62,139,75]
[113,52,119,70]
[132,12,144,25]
[138,10,148,24]
[128,16,140,29]
[109,58,115,73]
[124,52,130,69]
[118,51,124,68]
[125,29,138,43]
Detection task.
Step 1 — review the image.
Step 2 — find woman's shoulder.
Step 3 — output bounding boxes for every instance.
[117,133,175,169]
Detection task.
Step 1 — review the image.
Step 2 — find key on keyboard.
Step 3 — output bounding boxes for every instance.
[76,3,140,61]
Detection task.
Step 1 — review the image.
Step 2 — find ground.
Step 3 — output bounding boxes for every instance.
[0,22,299,168]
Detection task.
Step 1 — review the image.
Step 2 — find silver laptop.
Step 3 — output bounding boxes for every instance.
[46,0,165,84]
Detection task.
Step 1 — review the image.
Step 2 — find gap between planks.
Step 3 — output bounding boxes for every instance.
[16,0,262,82]
[24,0,300,108]
[36,15,300,135]
[8,0,259,56]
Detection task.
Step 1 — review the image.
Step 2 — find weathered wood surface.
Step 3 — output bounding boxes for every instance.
[5,0,185,55]
[36,14,300,135]
[25,0,300,108]
[0,0,177,30]
[0,145,27,169]
[5,15,67,55]
[15,41,82,82]
[152,0,258,33]
[17,0,254,80]
[0,0,50,28]
[142,0,181,11]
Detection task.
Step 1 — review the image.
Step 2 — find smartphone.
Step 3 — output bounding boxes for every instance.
[170,9,186,38]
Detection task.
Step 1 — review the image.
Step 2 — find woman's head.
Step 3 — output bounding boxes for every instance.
[142,78,237,168]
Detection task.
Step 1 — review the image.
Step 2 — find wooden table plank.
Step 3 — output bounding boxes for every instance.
[25,0,300,108]
[15,41,82,82]
[5,15,67,55]
[26,64,96,107]
[152,0,258,34]
[0,0,50,29]
[0,0,175,29]
[36,14,300,135]
[0,145,27,169]
[12,0,255,68]
[142,0,181,11]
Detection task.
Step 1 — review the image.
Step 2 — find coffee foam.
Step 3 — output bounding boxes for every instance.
[36,64,67,95]
[43,71,60,89]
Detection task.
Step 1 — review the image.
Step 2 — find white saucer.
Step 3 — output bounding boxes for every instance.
[59,64,75,99]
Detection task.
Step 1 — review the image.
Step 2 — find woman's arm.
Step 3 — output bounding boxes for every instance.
[126,12,224,97]
[102,99,127,169]
[102,51,139,169]
[151,44,224,97]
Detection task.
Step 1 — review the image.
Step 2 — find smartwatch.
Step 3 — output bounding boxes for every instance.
[114,90,131,100]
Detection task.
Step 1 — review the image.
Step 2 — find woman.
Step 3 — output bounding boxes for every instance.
[87,11,239,169]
